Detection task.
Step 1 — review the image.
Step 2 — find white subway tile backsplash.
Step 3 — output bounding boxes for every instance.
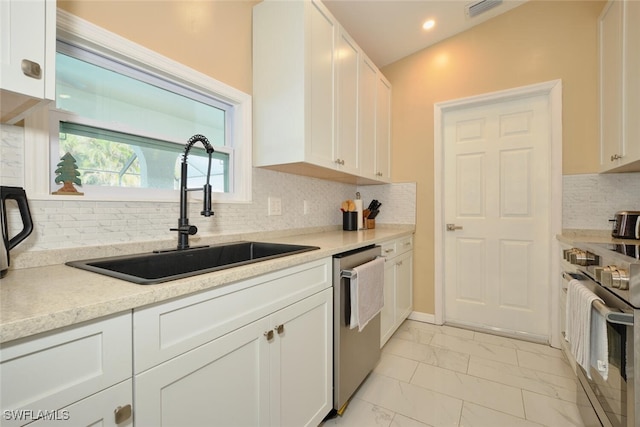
[563,173,640,230]
[1,123,416,257]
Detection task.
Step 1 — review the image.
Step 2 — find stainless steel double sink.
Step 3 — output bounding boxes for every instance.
[66,241,320,285]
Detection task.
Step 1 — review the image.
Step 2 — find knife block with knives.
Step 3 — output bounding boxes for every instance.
[363,199,382,229]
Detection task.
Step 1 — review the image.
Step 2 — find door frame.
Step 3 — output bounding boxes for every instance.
[433,79,563,348]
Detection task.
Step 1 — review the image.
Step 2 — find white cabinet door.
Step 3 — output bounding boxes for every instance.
[599,0,624,171]
[395,250,413,322]
[29,380,133,427]
[380,237,414,347]
[622,0,640,168]
[336,29,360,175]
[0,313,132,427]
[599,0,640,172]
[380,256,396,346]
[359,55,378,180]
[0,0,55,123]
[307,0,337,169]
[271,288,332,427]
[375,75,392,182]
[135,289,333,427]
[134,317,271,427]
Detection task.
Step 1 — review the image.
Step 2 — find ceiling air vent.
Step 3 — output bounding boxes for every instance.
[465,0,503,18]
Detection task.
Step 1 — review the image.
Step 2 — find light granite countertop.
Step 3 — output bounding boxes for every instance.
[557,229,640,246]
[0,226,414,344]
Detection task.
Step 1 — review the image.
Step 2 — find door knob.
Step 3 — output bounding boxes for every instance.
[446,224,463,231]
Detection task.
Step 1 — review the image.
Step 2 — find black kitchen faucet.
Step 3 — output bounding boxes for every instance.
[171,134,215,250]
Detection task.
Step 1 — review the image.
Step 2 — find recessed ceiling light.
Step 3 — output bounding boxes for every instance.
[422,19,435,30]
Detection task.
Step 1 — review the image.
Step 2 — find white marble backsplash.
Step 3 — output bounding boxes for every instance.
[1,124,416,260]
[563,172,640,230]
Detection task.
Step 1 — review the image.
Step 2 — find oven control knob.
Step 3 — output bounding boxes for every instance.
[569,250,583,265]
[615,268,629,290]
[594,266,613,283]
[601,268,616,288]
[572,250,598,266]
[563,248,578,262]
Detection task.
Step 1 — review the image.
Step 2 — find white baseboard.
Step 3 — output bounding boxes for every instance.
[407,311,442,325]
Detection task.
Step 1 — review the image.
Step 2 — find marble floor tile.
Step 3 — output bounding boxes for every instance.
[473,331,565,359]
[390,413,431,427]
[522,390,600,427]
[383,337,470,373]
[398,320,475,340]
[517,349,576,378]
[321,320,599,427]
[468,355,581,403]
[430,332,519,365]
[374,352,419,382]
[356,372,463,427]
[411,362,525,418]
[322,398,394,427]
[459,402,544,427]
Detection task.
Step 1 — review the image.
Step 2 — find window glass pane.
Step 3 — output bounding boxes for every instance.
[59,122,229,192]
[55,51,226,148]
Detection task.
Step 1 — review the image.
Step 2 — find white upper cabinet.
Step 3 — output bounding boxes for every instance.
[253,0,392,184]
[336,28,361,176]
[375,75,392,182]
[0,0,56,124]
[599,0,640,172]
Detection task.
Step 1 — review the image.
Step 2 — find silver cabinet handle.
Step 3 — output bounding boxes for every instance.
[446,224,463,231]
[264,330,274,340]
[335,158,345,165]
[275,324,285,335]
[21,59,42,79]
[114,404,132,424]
[611,154,623,161]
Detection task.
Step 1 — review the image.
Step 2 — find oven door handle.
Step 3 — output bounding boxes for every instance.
[563,272,635,326]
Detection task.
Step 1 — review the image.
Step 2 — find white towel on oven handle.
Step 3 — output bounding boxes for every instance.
[349,257,385,332]
[565,279,604,380]
[591,308,608,381]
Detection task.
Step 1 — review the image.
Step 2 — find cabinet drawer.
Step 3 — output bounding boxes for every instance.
[0,313,132,427]
[134,257,332,373]
[381,241,397,258]
[396,236,413,255]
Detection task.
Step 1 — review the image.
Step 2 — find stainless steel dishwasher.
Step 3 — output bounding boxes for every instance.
[331,244,382,415]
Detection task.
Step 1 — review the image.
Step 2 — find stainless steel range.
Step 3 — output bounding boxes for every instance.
[562,241,640,427]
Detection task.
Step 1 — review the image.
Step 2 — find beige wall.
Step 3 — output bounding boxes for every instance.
[381,0,605,314]
[58,0,258,94]
[58,0,604,315]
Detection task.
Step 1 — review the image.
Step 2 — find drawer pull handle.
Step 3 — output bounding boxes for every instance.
[114,404,132,424]
[264,330,274,340]
[275,324,285,335]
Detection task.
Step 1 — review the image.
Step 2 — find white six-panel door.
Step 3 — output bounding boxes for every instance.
[443,94,551,338]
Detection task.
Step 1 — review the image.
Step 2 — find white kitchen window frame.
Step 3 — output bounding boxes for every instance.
[24,9,252,203]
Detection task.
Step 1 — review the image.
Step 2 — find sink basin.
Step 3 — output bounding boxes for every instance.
[66,241,320,284]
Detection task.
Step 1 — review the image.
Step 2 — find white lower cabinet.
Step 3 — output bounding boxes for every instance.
[29,380,133,427]
[0,313,133,427]
[133,258,333,427]
[380,237,414,346]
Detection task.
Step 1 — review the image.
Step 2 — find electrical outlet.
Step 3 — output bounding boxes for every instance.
[268,197,282,216]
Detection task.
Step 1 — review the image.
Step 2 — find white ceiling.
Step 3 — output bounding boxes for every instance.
[323,0,528,68]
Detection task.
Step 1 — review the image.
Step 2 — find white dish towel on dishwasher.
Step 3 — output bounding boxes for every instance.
[350,257,385,332]
[565,279,607,380]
